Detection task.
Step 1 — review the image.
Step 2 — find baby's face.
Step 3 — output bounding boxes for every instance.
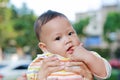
[40,17,80,57]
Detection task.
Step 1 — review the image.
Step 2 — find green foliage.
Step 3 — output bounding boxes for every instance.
[103,12,120,43]
[105,69,120,80]
[0,0,14,47]
[10,5,18,19]
[16,36,26,46]
[73,17,89,36]
[88,48,110,59]
[0,1,39,57]
[114,47,120,59]
[13,13,37,47]
[13,19,27,31]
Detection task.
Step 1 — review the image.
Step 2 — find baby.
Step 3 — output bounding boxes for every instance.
[27,10,111,80]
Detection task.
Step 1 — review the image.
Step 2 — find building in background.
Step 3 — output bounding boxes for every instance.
[75,0,119,48]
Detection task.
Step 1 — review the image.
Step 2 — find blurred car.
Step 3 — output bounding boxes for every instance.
[0,61,10,69]
[0,60,31,80]
[0,64,7,69]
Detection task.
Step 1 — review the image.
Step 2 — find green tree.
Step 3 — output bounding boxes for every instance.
[12,3,38,58]
[103,11,120,58]
[0,0,14,60]
[73,17,89,37]
[0,1,38,60]
[104,12,120,43]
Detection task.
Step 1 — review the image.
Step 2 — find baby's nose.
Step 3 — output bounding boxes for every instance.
[65,37,72,44]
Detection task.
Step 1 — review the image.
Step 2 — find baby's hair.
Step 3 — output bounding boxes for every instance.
[34,10,67,41]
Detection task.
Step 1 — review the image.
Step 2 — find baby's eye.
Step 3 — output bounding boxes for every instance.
[68,32,74,36]
[55,36,61,40]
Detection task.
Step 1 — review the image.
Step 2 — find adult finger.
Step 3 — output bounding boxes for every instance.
[64,61,93,79]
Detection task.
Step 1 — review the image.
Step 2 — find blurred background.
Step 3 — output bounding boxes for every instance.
[0,0,120,80]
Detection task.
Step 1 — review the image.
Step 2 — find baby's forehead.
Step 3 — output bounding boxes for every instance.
[41,16,66,27]
[40,16,71,34]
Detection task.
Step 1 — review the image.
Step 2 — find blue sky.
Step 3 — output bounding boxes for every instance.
[10,0,117,21]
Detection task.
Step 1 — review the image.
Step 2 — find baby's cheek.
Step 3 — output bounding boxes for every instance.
[75,39,80,45]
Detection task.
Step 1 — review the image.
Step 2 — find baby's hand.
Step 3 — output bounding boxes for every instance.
[37,56,64,80]
[68,43,90,61]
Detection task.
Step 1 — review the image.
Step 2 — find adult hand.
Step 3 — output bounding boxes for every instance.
[37,56,64,80]
[64,61,93,80]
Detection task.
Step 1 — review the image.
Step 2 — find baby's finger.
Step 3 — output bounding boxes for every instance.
[79,42,84,46]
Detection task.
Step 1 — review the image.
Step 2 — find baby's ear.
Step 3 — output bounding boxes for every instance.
[38,42,47,52]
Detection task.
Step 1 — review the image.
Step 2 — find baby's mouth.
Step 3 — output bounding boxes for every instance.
[67,46,74,54]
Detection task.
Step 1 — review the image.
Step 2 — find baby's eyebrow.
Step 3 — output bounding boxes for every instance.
[55,32,61,35]
[52,33,61,37]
